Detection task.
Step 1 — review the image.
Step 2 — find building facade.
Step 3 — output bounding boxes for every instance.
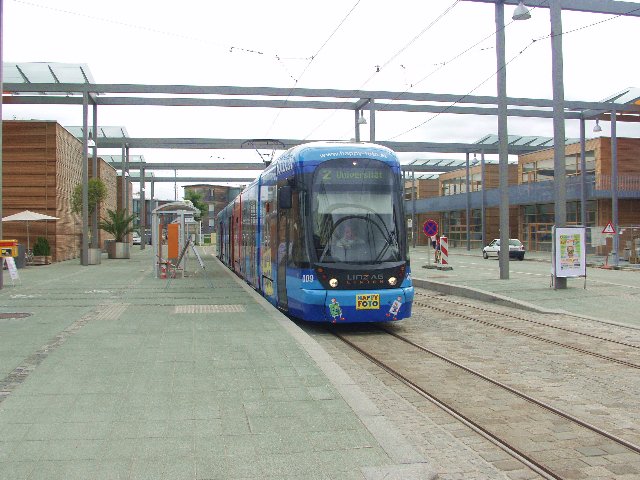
[182,184,242,235]
[406,137,640,255]
[2,120,129,261]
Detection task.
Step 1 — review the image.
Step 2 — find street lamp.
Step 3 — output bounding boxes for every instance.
[512,1,531,21]
[593,119,603,132]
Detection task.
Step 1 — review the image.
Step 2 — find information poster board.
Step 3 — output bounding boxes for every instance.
[553,226,586,278]
[5,257,20,284]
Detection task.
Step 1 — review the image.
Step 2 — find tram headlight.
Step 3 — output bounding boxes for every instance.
[388,276,398,286]
[329,278,339,288]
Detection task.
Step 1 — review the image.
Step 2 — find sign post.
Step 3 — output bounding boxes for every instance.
[602,221,616,266]
[552,226,587,288]
[423,219,438,267]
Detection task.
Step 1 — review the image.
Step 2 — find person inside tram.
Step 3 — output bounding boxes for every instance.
[333,223,368,261]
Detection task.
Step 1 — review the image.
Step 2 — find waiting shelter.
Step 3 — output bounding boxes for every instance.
[152,201,200,279]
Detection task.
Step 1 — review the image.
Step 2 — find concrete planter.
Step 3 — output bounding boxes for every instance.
[88,248,102,265]
[107,241,130,259]
[31,255,52,265]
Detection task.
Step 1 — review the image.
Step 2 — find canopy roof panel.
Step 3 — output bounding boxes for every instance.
[600,87,640,106]
[65,126,129,139]
[474,134,582,148]
[4,62,94,85]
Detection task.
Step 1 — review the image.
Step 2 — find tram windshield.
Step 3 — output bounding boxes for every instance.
[311,158,403,264]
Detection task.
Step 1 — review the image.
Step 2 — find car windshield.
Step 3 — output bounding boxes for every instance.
[508,239,522,246]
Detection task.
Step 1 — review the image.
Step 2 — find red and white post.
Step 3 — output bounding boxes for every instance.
[439,236,449,267]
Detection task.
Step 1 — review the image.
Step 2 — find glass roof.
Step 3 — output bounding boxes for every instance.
[128,171,154,178]
[405,158,483,168]
[3,62,94,84]
[474,134,580,147]
[600,87,640,106]
[101,155,146,165]
[65,126,129,139]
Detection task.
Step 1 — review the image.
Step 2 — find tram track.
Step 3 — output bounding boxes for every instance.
[414,291,640,370]
[331,325,640,480]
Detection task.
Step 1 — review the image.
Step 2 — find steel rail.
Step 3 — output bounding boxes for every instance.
[333,331,561,480]
[413,298,640,369]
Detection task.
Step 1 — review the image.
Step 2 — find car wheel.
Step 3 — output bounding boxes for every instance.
[482,251,488,259]
[518,255,524,261]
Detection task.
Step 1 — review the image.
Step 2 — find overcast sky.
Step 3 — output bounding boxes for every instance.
[3,0,639,200]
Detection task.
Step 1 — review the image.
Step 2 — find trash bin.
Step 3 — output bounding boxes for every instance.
[15,244,26,268]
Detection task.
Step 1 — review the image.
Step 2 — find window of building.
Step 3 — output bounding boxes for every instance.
[521,151,595,183]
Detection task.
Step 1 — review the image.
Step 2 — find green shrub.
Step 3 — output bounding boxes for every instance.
[32,236,51,256]
[71,178,107,215]
[99,209,136,243]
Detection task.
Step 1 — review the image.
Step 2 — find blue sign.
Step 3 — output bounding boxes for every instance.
[423,219,438,237]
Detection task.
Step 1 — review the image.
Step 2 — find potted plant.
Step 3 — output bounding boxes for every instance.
[71,178,107,264]
[99,209,136,259]
[31,236,52,265]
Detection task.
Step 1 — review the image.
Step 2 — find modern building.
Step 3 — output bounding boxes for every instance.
[1,120,130,261]
[405,136,640,256]
[182,184,243,235]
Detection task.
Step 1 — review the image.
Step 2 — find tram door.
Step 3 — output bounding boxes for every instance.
[277,194,290,311]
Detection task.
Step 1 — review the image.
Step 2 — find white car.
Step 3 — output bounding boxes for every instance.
[482,238,525,260]
[132,232,142,245]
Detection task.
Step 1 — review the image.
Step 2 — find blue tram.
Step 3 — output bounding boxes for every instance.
[217,141,413,323]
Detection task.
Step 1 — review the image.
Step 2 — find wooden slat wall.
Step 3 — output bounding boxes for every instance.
[53,124,84,261]
[597,137,640,176]
[1,121,80,260]
[1,121,126,262]
[90,162,120,248]
[438,164,518,189]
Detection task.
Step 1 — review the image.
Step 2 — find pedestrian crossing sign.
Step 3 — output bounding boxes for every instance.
[602,222,616,234]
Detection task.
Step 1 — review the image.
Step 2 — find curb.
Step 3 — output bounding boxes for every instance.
[412,278,567,315]
[412,278,640,330]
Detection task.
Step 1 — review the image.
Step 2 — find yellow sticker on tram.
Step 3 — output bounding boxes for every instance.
[356,294,380,310]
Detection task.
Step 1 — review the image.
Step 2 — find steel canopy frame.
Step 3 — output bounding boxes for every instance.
[462,0,640,285]
[464,0,640,16]
[3,77,640,269]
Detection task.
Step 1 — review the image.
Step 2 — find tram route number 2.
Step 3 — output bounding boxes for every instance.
[356,294,380,310]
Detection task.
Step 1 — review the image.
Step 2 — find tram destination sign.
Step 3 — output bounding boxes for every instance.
[323,168,386,182]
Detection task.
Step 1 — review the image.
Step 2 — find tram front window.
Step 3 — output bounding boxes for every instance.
[311,159,402,264]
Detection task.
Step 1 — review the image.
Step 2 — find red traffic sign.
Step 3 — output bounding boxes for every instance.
[423,219,438,237]
[602,222,616,234]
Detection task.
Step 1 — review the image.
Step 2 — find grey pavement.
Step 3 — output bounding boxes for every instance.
[0,248,435,480]
[410,245,640,329]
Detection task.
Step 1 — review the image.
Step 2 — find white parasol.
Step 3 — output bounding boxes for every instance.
[2,210,59,251]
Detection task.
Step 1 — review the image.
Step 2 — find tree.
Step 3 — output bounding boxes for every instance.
[184,189,207,220]
[71,178,107,215]
[99,209,136,243]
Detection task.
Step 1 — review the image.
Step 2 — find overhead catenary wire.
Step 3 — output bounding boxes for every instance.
[10,0,312,60]
[303,0,462,140]
[384,1,640,142]
[265,0,363,136]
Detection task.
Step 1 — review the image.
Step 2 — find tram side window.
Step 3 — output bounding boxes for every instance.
[288,190,309,268]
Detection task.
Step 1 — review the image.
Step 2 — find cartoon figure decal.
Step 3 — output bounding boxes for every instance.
[329,298,345,323]
[386,296,403,320]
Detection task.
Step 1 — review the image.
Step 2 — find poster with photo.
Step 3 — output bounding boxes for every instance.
[553,227,586,278]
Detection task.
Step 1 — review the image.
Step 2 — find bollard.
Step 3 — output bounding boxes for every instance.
[439,236,449,266]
